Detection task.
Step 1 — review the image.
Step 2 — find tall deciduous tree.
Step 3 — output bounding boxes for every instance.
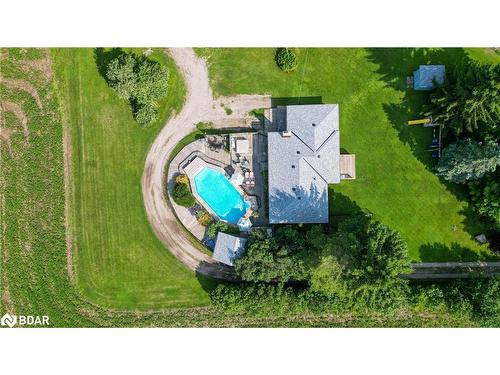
[234,227,309,282]
[435,139,500,184]
[106,52,169,126]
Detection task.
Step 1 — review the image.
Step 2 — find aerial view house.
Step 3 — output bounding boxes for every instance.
[267,104,353,224]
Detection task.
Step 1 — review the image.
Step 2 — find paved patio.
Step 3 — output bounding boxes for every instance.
[167,131,269,242]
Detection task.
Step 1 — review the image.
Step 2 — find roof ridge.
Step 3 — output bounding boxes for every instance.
[316,129,338,153]
[291,131,314,152]
[301,157,328,184]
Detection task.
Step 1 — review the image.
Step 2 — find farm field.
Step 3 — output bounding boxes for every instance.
[197,48,500,262]
[51,48,212,310]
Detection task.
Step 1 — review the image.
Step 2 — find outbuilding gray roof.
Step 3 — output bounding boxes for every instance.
[268,104,340,224]
[212,232,247,266]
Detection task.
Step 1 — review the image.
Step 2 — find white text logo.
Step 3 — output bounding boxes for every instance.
[1,313,49,327]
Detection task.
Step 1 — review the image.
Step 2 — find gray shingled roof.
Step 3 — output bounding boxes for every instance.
[268,104,340,224]
[212,233,247,266]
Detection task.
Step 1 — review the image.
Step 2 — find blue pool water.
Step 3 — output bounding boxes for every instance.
[193,167,250,224]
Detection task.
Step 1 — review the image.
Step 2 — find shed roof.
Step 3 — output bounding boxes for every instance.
[268,104,340,224]
[212,232,247,266]
[413,65,445,90]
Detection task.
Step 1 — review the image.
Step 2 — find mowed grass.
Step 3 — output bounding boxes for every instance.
[197,48,499,261]
[52,48,210,309]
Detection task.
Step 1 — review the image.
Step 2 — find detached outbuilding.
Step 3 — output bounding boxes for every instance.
[212,232,247,266]
[413,65,445,90]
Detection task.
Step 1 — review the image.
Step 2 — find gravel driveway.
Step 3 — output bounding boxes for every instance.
[141,48,270,280]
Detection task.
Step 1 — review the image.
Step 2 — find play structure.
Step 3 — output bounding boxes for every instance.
[408,117,443,158]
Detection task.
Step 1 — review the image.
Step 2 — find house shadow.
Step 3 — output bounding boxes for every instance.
[271,96,323,107]
[419,242,499,262]
[366,48,473,170]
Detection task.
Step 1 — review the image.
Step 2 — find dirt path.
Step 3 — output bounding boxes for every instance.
[141,48,270,280]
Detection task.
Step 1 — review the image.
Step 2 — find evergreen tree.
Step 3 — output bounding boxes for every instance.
[436,139,500,183]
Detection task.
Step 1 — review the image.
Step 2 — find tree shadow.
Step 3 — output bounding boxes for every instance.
[269,183,328,224]
[366,48,492,243]
[419,242,498,262]
[93,47,126,83]
[366,48,472,170]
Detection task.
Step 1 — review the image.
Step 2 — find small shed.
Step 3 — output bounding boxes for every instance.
[212,232,247,266]
[413,65,445,91]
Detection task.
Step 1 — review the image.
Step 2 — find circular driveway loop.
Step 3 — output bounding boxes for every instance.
[141,48,270,280]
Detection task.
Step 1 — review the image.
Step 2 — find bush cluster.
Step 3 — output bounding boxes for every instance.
[206,220,240,238]
[196,209,212,226]
[172,178,195,207]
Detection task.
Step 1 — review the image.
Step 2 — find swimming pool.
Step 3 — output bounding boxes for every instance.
[193,167,250,224]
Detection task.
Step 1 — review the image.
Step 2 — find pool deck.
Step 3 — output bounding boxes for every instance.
[183,156,249,221]
[167,131,268,241]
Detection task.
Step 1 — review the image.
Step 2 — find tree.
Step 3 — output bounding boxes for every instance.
[106,54,137,100]
[275,48,298,72]
[106,52,169,126]
[310,215,411,309]
[435,139,500,183]
[234,227,309,282]
[134,103,159,125]
[468,170,500,228]
[426,61,500,141]
[310,256,349,297]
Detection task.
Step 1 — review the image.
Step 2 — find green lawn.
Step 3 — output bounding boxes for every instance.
[52,48,211,310]
[197,48,499,262]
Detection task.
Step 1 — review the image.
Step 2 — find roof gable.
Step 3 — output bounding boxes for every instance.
[212,233,247,266]
[286,104,339,151]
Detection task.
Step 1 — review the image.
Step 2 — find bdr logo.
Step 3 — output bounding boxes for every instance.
[1,313,50,327]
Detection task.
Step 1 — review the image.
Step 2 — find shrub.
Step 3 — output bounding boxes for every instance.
[196,209,212,226]
[175,174,189,185]
[172,182,195,207]
[275,48,298,72]
[196,122,214,132]
[206,220,239,238]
